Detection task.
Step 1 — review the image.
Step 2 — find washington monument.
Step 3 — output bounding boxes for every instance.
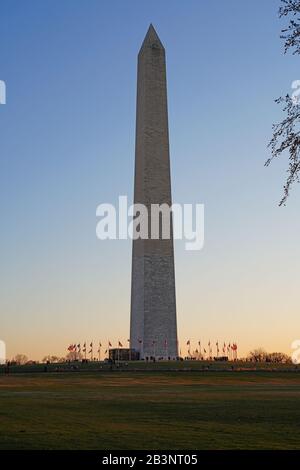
[130,25,178,359]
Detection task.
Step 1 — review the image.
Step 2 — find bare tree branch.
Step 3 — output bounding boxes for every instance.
[280,0,300,54]
[268,0,300,204]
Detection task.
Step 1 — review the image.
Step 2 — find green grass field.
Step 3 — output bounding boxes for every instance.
[1,368,300,450]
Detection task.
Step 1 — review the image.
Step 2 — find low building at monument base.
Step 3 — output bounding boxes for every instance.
[109,348,140,362]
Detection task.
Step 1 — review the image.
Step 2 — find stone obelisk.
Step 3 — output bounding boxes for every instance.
[130,24,178,359]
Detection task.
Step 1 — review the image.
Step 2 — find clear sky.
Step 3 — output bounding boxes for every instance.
[1,0,300,360]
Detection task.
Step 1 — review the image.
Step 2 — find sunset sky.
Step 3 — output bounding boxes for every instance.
[1,0,300,360]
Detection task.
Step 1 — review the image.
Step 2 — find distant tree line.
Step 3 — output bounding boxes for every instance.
[7,349,292,365]
[8,354,66,365]
[247,348,291,363]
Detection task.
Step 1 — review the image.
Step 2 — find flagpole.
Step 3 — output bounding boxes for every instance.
[199,340,202,359]
[128,339,131,361]
[186,340,191,359]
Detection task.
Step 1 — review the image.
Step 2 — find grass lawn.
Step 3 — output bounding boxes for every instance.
[0,370,300,449]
